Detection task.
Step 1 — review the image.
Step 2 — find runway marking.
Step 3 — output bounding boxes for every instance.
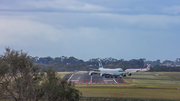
[113,78,118,84]
[90,76,93,84]
[102,77,118,84]
[67,73,75,82]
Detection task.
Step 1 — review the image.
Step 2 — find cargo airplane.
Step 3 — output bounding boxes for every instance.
[125,64,151,76]
[89,59,126,78]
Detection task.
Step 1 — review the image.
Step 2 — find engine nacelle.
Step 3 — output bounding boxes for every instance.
[89,72,93,76]
[128,73,132,76]
[100,73,104,77]
[123,73,126,77]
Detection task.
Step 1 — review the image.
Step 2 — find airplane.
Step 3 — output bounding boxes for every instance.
[125,64,151,76]
[89,59,126,78]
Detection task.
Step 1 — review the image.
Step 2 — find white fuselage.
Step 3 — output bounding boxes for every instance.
[99,68,124,75]
[125,68,148,73]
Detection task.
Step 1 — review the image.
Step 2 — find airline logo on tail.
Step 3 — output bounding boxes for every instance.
[146,65,151,70]
[98,59,103,68]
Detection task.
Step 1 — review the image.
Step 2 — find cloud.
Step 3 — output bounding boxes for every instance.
[0,15,105,46]
[163,5,180,15]
[92,13,180,29]
[26,12,180,30]
[1,12,180,45]
[0,18,64,45]
[30,0,111,12]
[0,0,111,12]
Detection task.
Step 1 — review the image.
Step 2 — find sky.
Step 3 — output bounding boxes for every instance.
[0,0,180,61]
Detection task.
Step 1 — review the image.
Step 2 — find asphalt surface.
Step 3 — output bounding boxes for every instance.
[62,72,125,84]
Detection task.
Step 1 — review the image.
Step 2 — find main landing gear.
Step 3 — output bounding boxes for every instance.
[104,75,118,78]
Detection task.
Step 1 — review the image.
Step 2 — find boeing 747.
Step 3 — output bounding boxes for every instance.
[89,59,126,78]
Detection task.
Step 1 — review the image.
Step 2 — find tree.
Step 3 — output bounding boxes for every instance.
[37,56,53,64]
[0,48,43,101]
[42,67,82,101]
[0,48,82,101]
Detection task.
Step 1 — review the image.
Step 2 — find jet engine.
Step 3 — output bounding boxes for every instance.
[89,72,93,76]
[100,73,104,77]
[123,73,126,77]
[128,73,132,76]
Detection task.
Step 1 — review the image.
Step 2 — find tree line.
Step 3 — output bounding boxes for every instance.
[31,56,180,72]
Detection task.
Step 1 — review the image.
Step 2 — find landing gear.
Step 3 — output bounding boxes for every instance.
[105,75,117,78]
[105,75,109,78]
[123,74,126,77]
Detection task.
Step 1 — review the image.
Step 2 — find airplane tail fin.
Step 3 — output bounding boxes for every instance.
[98,59,103,69]
[146,64,151,70]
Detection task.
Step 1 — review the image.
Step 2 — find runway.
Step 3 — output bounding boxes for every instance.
[62,72,125,84]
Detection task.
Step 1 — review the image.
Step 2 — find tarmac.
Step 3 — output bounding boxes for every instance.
[62,72,125,84]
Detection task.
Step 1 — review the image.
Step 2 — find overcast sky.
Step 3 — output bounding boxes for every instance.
[0,0,180,61]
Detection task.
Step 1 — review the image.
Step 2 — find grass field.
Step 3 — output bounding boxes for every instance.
[125,72,180,85]
[58,72,180,100]
[76,87,180,100]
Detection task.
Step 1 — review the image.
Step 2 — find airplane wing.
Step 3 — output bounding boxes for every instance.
[89,68,100,71]
[74,67,100,73]
[74,70,89,73]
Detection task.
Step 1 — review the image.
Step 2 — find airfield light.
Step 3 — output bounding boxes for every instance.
[104,79,107,84]
[130,78,133,85]
[111,79,113,84]
[99,79,102,84]
[81,79,83,84]
[94,79,97,84]
[85,79,88,85]
[76,79,78,84]
[116,79,119,84]
[123,79,126,85]
[90,79,92,84]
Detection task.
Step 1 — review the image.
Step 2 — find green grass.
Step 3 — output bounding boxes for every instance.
[57,72,180,100]
[76,87,180,100]
[125,72,180,79]
[124,72,180,85]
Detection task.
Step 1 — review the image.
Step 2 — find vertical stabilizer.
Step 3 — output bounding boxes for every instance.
[98,59,103,69]
[146,64,151,70]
